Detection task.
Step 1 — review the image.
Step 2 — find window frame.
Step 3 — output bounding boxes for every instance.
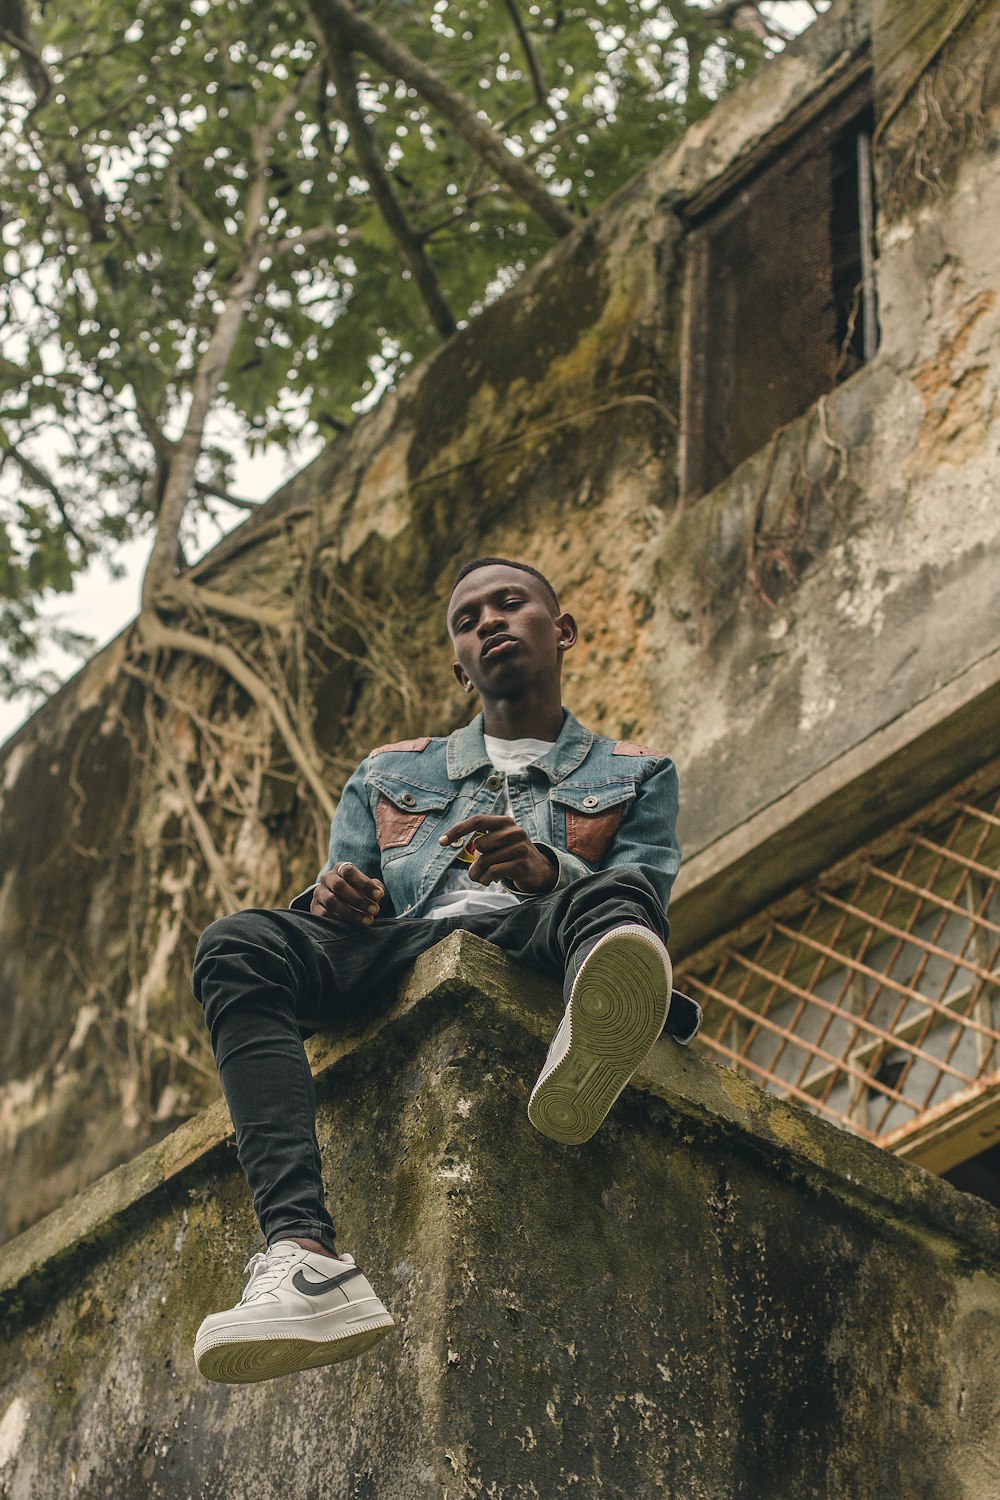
[678,65,877,501]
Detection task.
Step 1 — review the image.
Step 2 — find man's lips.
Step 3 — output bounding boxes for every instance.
[480,635,518,661]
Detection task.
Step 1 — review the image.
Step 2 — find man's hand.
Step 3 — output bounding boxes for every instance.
[310,862,384,925]
[439,815,558,894]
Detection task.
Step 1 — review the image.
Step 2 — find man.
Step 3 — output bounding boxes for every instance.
[191,557,700,1385]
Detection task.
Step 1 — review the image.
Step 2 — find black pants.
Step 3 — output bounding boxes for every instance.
[192,868,686,1250]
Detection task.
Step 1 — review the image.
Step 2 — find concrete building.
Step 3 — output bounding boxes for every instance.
[1,0,999,1493]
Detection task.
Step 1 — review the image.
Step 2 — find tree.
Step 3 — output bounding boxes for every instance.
[0,0,827,1145]
[0,0,824,694]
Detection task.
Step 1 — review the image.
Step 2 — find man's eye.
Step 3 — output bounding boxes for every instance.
[504,598,523,608]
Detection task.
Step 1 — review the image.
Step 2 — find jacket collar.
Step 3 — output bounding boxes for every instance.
[446,708,594,783]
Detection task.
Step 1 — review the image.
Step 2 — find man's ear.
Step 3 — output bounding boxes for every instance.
[453,661,475,694]
[556,612,578,653]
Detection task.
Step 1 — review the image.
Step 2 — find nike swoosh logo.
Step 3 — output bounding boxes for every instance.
[291,1265,365,1297]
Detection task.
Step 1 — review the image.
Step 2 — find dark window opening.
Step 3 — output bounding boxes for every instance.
[868,1052,907,1099]
[680,83,879,500]
[942,1143,1000,1212]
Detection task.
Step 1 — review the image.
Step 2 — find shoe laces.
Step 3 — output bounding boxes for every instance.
[239,1243,299,1304]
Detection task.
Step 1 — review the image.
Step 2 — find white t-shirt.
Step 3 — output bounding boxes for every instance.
[420,733,556,920]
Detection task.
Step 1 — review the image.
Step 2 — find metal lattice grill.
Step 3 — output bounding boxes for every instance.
[677,770,1000,1153]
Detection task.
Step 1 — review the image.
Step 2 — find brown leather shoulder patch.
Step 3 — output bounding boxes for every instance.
[375,795,427,850]
[612,739,663,758]
[370,736,432,758]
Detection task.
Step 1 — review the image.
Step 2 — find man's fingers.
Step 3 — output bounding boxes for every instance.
[335,861,384,901]
[312,889,375,925]
[316,872,366,917]
[310,886,347,919]
[465,826,523,854]
[331,862,384,909]
[461,828,528,876]
[467,853,524,887]
[314,862,384,923]
[439,814,517,846]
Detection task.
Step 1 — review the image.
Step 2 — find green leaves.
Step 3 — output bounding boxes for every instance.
[0,0,810,691]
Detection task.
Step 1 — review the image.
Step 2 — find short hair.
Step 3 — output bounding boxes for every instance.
[450,556,560,612]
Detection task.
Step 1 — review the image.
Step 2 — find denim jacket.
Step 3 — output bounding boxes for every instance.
[295,709,681,923]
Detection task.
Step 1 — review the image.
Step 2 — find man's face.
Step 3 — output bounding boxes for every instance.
[447,565,575,699]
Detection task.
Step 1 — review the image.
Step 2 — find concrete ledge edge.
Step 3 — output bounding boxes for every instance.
[2,930,998,1326]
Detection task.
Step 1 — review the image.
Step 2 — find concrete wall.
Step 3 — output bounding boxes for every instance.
[1,0,998,1239]
[2,938,999,1498]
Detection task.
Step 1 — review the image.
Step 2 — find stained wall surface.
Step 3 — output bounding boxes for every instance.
[2,941,999,1499]
[0,0,998,1241]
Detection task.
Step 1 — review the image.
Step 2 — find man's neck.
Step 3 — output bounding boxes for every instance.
[480,693,565,743]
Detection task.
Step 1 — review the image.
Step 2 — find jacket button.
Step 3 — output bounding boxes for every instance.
[485,774,504,791]
[400,792,417,806]
[582,795,599,809]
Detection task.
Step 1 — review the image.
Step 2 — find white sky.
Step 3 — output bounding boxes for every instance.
[0,441,309,748]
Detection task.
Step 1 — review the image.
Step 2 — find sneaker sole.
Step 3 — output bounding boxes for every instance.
[195,1309,396,1385]
[527,927,670,1145]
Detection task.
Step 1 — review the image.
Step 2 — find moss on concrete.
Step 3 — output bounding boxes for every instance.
[1,939,999,1497]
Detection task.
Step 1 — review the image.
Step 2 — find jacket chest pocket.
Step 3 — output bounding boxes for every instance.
[551,785,635,865]
[369,776,454,854]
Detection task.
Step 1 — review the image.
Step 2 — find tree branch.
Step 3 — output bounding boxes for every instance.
[0,0,49,102]
[699,1,773,41]
[326,31,457,339]
[194,480,263,511]
[274,223,360,254]
[177,180,229,249]
[136,611,336,824]
[158,728,242,914]
[157,580,289,630]
[141,64,321,605]
[2,1,125,288]
[499,0,549,109]
[303,0,576,238]
[0,431,87,550]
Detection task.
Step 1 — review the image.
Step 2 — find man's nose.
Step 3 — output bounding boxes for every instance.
[477,608,507,636]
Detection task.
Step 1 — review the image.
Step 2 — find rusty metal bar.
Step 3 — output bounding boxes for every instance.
[969,876,1000,1073]
[790,898,856,1095]
[911,836,1000,886]
[879,1069,1000,1152]
[680,766,1000,1152]
[754,922,802,1069]
[815,840,934,1112]
[766,897,833,1083]
[686,974,915,1108]
[921,858,999,1095]
[815,888,1000,987]
[767,919,1000,1046]
[868,841,976,1134]
[811,860,910,1112]
[861,831,956,1110]
[860,864,1000,935]
[888,811,1000,1126]
[955,801,1000,832]
[728,948,974,1086]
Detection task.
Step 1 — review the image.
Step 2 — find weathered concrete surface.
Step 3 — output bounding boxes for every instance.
[1,0,998,1241]
[1,937,999,1500]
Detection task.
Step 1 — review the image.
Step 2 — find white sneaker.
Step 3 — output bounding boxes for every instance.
[194,1240,395,1384]
[528,924,671,1145]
